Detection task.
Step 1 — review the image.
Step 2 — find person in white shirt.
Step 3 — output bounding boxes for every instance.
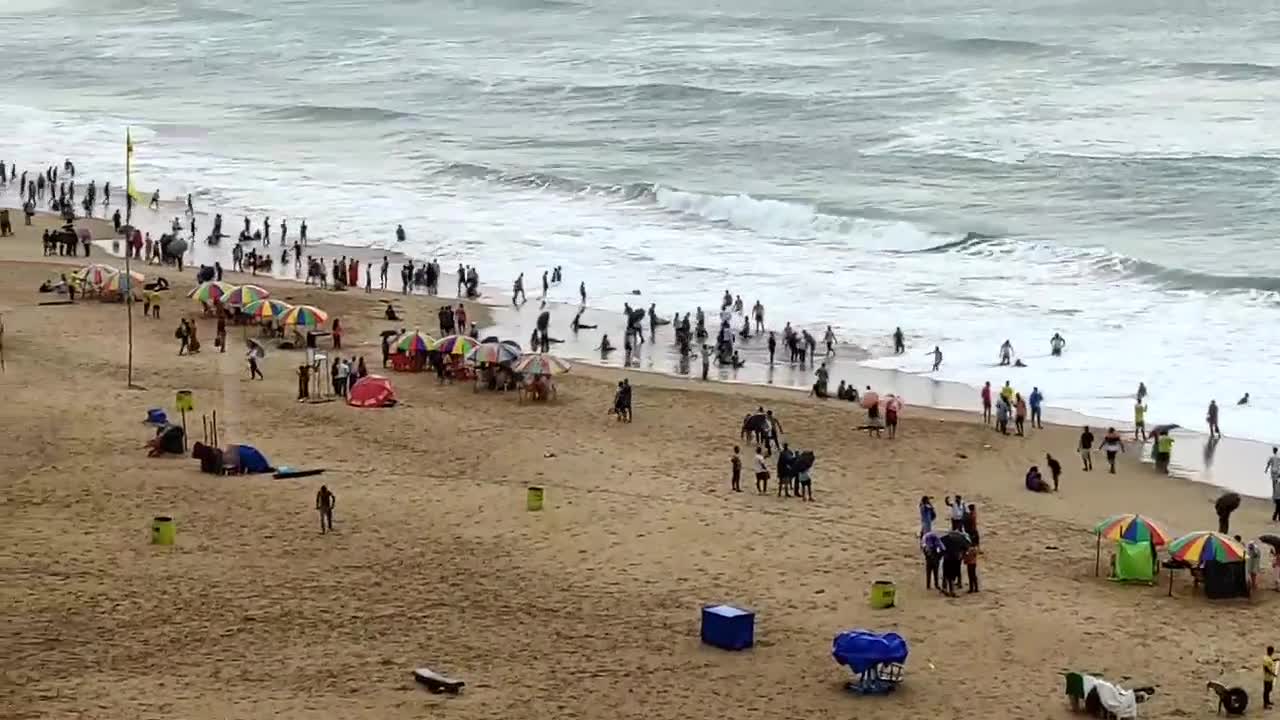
[753,447,770,494]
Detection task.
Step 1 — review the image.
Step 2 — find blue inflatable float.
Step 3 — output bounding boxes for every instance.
[832,630,908,695]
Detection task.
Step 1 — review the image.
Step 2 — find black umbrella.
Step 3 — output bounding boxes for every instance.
[1259,534,1280,552]
[794,450,816,473]
[481,335,501,344]
[940,531,972,553]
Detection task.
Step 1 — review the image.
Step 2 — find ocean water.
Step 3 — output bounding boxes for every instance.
[2,0,1279,444]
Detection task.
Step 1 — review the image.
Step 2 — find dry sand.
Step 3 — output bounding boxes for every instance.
[2,213,1277,719]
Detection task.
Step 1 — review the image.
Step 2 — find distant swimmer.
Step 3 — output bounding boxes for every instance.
[928,345,943,371]
[893,327,905,355]
[732,295,744,314]
[395,224,406,243]
[1238,393,1250,406]
[149,189,160,210]
[300,219,308,245]
[1050,333,1066,357]
[999,339,1014,366]
[721,289,732,311]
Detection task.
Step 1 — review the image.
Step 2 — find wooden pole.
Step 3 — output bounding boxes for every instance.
[212,410,218,447]
[202,414,208,445]
[1095,534,1100,577]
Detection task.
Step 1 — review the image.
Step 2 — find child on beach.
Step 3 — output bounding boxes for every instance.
[730,446,742,492]
[753,446,769,494]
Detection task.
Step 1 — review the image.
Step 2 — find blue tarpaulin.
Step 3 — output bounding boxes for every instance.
[832,630,909,673]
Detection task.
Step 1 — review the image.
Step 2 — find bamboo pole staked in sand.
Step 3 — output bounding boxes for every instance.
[124,128,135,389]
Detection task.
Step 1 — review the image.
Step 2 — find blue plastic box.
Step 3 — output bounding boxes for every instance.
[701,604,754,651]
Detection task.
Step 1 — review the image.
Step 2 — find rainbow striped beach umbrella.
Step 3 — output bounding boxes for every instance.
[188,281,235,305]
[241,299,292,322]
[393,330,435,354]
[74,263,120,287]
[432,334,479,357]
[466,340,521,366]
[102,272,143,297]
[280,304,329,326]
[224,284,271,308]
[1094,514,1172,546]
[511,353,571,376]
[1168,531,1245,565]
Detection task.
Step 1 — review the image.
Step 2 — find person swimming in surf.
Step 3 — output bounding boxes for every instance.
[999,339,1014,366]
[894,327,905,355]
[929,345,943,371]
[1050,333,1066,357]
[1239,393,1250,406]
[823,326,837,356]
[571,308,596,333]
[732,295,744,314]
[752,300,765,333]
[721,290,732,311]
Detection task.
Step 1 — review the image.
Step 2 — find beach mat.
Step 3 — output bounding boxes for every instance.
[273,467,325,479]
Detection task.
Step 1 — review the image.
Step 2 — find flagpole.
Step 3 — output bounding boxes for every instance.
[124,128,134,388]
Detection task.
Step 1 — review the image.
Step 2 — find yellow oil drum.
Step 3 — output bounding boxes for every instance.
[151,516,176,545]
[526,487,544,512]
[869,580,896,609]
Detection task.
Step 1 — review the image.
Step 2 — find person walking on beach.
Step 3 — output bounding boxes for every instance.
[247,348,264,380]
[823,325,837,356]
[730,445,742,492]
[1079,426,1095,471]
[1207,399,1221,437]
[1266,447,1280,521]
[1046,453,1062,491]
[579,281,586,305]
[753,446,769,494]
[316,485,336,534]
[300,219,307,245]
[1133,399,1147,440]
[1014,393,1028,436]
[1101,427,1124,473]
[280,219,288,244]
[263,216,271,245]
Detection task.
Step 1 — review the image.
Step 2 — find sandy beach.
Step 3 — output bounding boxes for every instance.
[4,212,1280,720]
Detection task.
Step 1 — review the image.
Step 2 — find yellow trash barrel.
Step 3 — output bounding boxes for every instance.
[869,580,896,609]
[151,516,176,545]
[526,487,544,512]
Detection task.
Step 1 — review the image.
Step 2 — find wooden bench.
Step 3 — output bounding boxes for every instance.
[413,667,465,695]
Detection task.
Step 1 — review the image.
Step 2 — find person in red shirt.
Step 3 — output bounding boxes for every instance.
[885,400,899,439]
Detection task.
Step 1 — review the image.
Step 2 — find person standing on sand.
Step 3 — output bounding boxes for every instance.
[753,446,769,494]
[1133,399,1147,440]
[1079,426,1095,471]
[700,344,710,381]
[263,216,271,245]
[1014,393,1027,436]
[1266,447,1280,521]
[300,219,307,245]
[753,300,764,333]
[946,495,964,532]
[730,445,742,492]
[964,545,980,593]
[1207,399,1221,437]
[767,332,776,365]
[1046,453,1062,491]
[1029,386,1044,429]
[316,485,335,533]
[980,382,992,424]
[1101,427,1124,473]
[919,495,936,537]
[1265,646,1277,709]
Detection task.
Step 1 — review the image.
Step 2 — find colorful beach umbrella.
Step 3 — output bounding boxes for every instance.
[393,330,436,354]
[102,272,143,296]
[241,299,292,322]
[466,340,521,365]
[432,334,479,357]
[224,284,270,307]
[1168,531,1245,565]
[512,353,571,376]
[280,304,329,326]
[188,281,236,305]
[1094,514,1172,546]
[74,263,120,287]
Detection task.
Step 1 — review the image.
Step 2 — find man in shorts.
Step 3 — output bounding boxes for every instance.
[1079,426,1095,472]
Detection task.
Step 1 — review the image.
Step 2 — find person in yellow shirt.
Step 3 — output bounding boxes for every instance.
[1264,645,1276,709]
[1133,401,1146,441]
[1000,381,1014,406]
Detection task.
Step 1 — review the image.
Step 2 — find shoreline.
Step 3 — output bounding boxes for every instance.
[2,187,1270,498]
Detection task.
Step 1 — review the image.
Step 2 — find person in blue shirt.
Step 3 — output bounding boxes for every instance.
[1029,387,1044,429]
[919,495,936,537]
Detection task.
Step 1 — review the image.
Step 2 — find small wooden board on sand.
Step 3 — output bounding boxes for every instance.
[413,667,465,695]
